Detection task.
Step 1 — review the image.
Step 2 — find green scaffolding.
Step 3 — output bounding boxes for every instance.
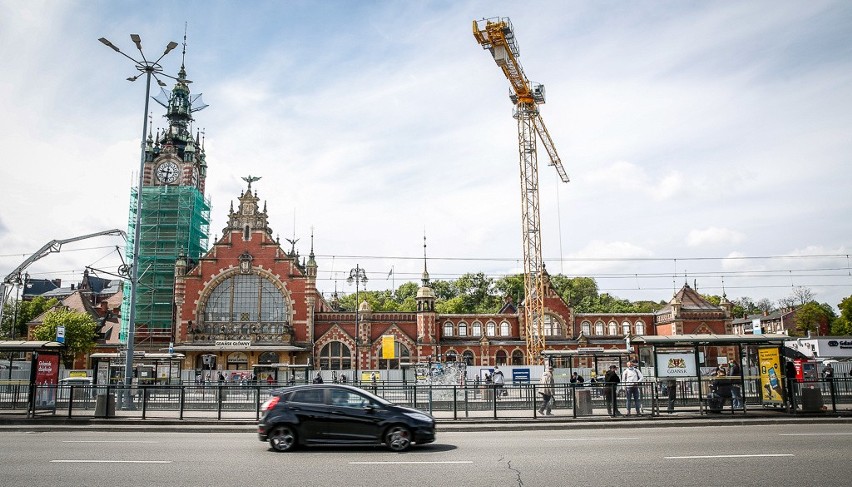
[120,185,210,343]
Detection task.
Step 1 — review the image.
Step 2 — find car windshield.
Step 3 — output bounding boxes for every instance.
[353,387,392,406]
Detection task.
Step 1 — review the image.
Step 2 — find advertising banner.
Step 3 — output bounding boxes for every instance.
[655,352,697,378]
[758,348,784,404]
[381,335,395,359]
[35,353,60,409]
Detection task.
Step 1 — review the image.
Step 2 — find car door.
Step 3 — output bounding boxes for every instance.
[287,387,331,441]
[323,388,385,443]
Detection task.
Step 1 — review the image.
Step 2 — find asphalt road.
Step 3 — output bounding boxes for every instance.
[1,423,847,486]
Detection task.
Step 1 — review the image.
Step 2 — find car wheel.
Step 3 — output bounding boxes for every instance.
[384,425,412,452]
[268,425,297,452]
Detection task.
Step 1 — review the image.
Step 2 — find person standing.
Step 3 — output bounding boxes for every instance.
[621,361,644,416]
[313,373,324,384]
[665,378,677,413]
[493,366,506,397]
[570,372,584,385]
[538,366,555,416]
[604,365,622,417]
[729,361,743,409]
[822,363,835,395]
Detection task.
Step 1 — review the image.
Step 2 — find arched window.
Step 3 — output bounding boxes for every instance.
[635,321,645,335]
[495,350,507,365]
[486,322,496,337]
[446,350,457,362]
[227,352,248,370]
[622,321,631,335]
[594,321,604,335]
[462,350,474,365]
[378,343,410,369]
[542,314,560,336]
[204,273,289,324]
[258,352,279,364]
[443,322,453,337]
[458,322,468,337]
[512,350,524,365]
[472,322,482,337]
[581,321,591,335]
[608,321,618,335]
[319,341,352,370]
[500,321,510,336]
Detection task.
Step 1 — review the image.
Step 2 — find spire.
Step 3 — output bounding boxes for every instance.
[421,233,430,286]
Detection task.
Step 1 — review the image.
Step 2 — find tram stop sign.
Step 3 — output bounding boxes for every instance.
[56,326,65,344]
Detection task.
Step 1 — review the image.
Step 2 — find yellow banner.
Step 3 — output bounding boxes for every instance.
[758,348,784,404]
[382,335,395,359]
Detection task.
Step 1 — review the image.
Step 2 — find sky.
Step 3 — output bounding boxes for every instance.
[1,0,851,311]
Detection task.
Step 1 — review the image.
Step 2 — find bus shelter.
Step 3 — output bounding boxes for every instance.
[632,334,790,413]
[541,348,632,376]
[0,340,65,417]
[90,352,185,386]
[252,363,311,385]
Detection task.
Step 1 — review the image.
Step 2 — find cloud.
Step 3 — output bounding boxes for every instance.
[686,227,745,247]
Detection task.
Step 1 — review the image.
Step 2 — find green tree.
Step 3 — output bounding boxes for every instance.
[31,308,97,368]
[831,295,852,335]
[793,301,831,337]
[1,296,58,339]
[493,274,525,306]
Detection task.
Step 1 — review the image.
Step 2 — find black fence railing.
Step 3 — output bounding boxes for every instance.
[2,377,850,420]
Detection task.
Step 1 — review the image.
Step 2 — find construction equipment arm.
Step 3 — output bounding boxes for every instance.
[534,114,570,183]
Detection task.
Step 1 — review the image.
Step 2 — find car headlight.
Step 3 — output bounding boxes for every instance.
[403,412,433,423]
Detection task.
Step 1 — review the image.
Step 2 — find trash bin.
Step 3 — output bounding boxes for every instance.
[576,389,593,416]
[800,387,824,412]
[94,394,115,418]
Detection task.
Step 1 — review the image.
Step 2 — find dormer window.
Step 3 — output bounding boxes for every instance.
[243,225,250,241]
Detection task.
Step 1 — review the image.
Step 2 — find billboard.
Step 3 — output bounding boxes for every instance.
[35,353,60,408]
[758,348,784,404]
[655,352,697,378]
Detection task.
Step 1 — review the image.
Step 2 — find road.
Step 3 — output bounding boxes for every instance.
[0,423,847,486]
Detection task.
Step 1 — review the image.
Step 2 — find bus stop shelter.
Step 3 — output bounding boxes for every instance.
[0,340,65,417]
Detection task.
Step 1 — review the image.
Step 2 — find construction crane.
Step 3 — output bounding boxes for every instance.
[473,17,569,365]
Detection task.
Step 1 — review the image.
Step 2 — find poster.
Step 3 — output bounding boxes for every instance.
[656,352,697,378]
[35,353,60,409]
[758,348,784,404]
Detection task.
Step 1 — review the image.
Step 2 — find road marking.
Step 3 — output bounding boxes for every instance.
[666,454,794,459]
[349,461,473,465]
[545,437,640,441]
[50,460,172,464]
[62,441,158,443]
[779,433,852,436]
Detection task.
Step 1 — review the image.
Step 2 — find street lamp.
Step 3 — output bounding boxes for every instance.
[347,265,367,385]
[99,34,179,409]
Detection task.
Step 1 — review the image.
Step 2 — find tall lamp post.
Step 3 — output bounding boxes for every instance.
[99,34,179,409]
[347,265,367,385]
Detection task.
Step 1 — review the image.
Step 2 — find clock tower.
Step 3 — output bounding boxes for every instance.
[120,44,211,348]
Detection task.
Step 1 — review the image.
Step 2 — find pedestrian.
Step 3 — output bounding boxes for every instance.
[784,361,797,410]
[266,374,274,385]
[710,368,732,412]
[621,361,644,416]
[729,361,743,409]
[604,365,622,417]
[313,373,324,384]
[371,372,378,393]
[664,378,677,413]
[340,373,347,384]
[493,366,506,397]
[570,372,584,385]
[822,363,834,382]
[538,366,555,416]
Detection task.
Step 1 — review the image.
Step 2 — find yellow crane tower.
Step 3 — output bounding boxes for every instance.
[473,17,569,365]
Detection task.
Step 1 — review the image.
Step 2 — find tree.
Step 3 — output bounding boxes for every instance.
[1,295,58,339]
[31,308,97,368]
[792,301,831,337]
[831,295,852,335]
[756,298,774,314]
[732,297,759,318]
[779,286,815,309]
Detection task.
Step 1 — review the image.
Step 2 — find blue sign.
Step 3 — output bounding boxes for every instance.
[512,368,530,384]
[56,326,65,344]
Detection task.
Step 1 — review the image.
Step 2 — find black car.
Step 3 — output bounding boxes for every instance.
[258,384,436,452]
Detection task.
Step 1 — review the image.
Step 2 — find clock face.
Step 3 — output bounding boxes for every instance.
[156,161,180,184]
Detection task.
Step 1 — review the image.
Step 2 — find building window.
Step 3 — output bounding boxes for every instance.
[581,321,591,335]
[542,314,560,336]
[378,343,410,369]
[319,341,352,370]
[635,321,645,335]
[227,352,248,370]
[512,350,524,365]
[462,350,474,365]
[486,322,496,337]
[500,321,510,336]
[472,322,482,337]
[622,321,631,335]
[443,322,453,337]
[446,351,457,362]
[595,321,604,335]
[495,350,507,365]
[608,321,618,335]
[458,322,467,337]
[204,273,288,324]
[258,352,279,364]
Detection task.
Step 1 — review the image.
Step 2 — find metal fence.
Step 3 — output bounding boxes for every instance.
[2,377,850,420]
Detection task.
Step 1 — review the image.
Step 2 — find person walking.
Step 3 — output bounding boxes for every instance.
[621,361,644,416]
[538,366,555,416]
[729,361,743,409]
[493,366,506,397]
[604,365,622,417]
